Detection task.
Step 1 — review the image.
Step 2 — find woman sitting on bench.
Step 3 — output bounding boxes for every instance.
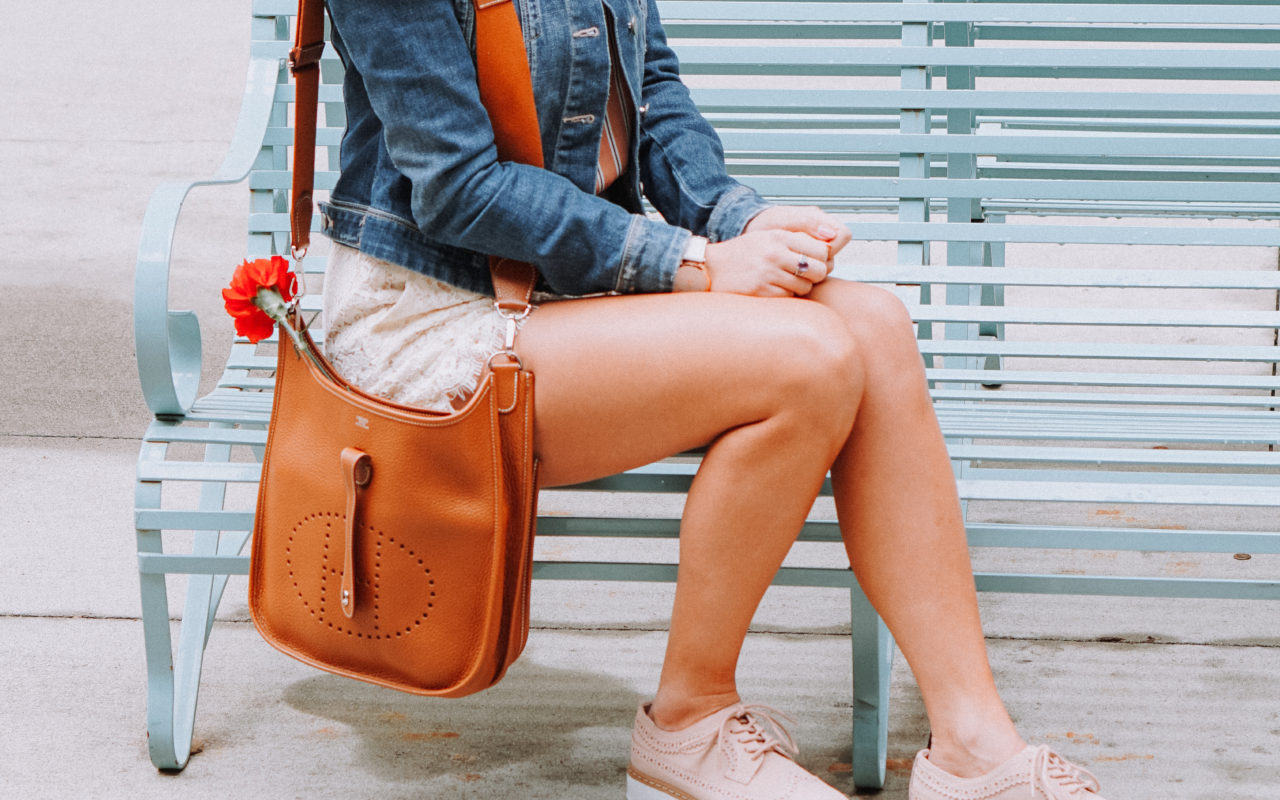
[317,1,1109,798]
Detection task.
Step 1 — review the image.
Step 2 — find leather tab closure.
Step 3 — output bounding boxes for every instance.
[340,447,372,619]
[289,42,326,73]
[491,360,521,413]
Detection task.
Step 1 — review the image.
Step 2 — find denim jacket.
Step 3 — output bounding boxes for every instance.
[320,0,771,296]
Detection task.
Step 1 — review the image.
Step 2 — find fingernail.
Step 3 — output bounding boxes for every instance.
[817,225,837,240]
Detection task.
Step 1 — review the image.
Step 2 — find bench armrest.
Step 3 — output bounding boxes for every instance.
[134,55,280,417]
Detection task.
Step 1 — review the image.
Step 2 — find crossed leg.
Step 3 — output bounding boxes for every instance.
[806,280,1023,775]
[516,279,1021,777]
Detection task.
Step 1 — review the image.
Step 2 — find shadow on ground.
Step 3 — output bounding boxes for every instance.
[281,658,643,788]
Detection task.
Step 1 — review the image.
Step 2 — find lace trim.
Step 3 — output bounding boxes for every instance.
[322,245,506,412]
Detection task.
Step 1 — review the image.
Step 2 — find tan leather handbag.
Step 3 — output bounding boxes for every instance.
[247,0,542,697]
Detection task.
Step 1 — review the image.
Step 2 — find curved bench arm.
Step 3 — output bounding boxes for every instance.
[134,55,281,417]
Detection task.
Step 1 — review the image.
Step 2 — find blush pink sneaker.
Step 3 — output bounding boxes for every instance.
[910,744,1106,800]
[627,702,847,800]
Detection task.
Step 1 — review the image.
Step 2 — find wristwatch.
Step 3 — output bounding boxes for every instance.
[678,235,710,291]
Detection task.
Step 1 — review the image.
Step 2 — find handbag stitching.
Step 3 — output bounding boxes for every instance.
[497,368,521,414]
[304,349,493,427]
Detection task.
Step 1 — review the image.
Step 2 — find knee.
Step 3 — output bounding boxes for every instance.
[775,305,863,429]
[819,281,920,370]
[848,283,917,346]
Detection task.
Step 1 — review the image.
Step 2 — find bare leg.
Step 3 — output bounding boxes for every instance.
[807,279,1024,776]
[517,291,861,731]
[518,281,1022,775]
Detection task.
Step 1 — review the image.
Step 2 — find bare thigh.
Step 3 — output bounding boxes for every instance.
[514,290,857,487]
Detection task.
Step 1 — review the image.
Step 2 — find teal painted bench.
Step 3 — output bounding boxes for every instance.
[134,0,1280,788]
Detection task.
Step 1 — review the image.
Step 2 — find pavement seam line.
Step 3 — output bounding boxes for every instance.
[4,614,1277,648]
[0,432,138,441]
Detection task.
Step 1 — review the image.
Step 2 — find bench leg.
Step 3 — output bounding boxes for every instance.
[980,213,1006,386]
[136,430,247,771]
[850,576,895,790]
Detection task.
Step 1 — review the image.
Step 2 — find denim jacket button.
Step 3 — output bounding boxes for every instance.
[627,17,636,33]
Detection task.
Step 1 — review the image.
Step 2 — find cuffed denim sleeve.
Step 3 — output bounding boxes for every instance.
[705,185,774,243]
[617,215,686,294]
[635,0,774,243]
[325,0,671,297]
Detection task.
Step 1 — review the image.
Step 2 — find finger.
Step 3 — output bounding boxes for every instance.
[806,249,831,284]
[791,255,827,286]
[766,206,831,236]
[775,258,818,295]
[781,206,838,244]
[745,205,815,235]
[824,220,853,257]
[781,233,833,283]
[813,221,851,277]
[773,269,811,297]
[782,230,834,260]
[763,239,813,293]
[755,281,796,298]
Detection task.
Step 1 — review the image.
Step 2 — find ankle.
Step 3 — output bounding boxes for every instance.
[648,688,742,731]
[925,722,1025,778]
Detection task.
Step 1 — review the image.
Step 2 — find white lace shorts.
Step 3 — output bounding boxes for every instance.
[322,244,513,413]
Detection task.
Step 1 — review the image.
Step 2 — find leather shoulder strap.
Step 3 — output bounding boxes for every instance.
[289,0,327,259]
[290,0,541,306]
[473,0,544,169]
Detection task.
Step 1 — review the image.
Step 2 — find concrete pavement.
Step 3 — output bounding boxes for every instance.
[1,1,1278,797]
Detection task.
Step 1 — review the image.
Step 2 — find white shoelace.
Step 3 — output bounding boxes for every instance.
[1030,745,1102,798]
[722,704,800,762]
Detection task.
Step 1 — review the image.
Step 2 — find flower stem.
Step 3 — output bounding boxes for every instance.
[254,287,330,377]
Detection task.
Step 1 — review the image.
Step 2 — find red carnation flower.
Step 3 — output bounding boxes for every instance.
[222,256,296,343]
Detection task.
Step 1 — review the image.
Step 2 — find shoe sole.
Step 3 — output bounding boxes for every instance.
[626,768,695,800]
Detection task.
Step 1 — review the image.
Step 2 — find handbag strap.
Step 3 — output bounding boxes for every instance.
[288,0,541,313]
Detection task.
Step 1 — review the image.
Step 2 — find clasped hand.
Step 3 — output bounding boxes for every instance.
[695,206,852,297]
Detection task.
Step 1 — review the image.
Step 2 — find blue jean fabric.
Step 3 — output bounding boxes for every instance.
[321,0,771,297]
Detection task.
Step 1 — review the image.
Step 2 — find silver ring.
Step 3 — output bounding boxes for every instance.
[795,258,809,277]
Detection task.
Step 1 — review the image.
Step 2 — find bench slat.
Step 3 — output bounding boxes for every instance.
[971,573,1280,600]
[908,304,1280,328]
[717,130,1280,160]
[928,370,1280,392]
[937,411,1280,443]
[675,45,1280,75]
[691,88,1280,117]
[949,444,1280,468]
[920,340,1280,364]
[945,418,1280,442]
[538,516,844,543]
[858,266,1280,289]
[659,2,1280,26]
[138,463,263,484]
[135,510,257,532]
[934,389,1280,409]
[144,425,267,446]
[956,477,1280,505]
[532,562,855,588]
[978,200,1280,219]
[968,523,1280,554]
[979,26,1280,45]
[748,178,1280,205]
